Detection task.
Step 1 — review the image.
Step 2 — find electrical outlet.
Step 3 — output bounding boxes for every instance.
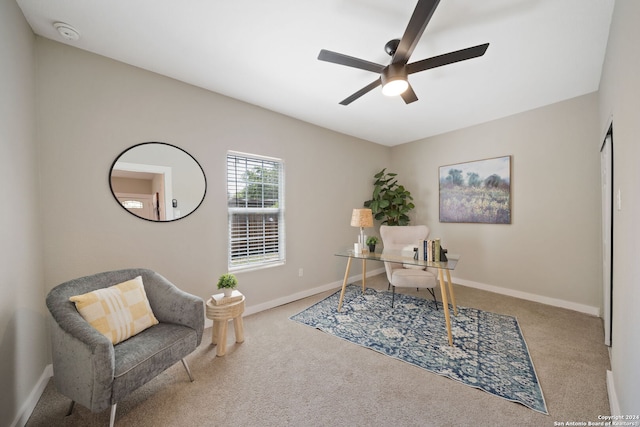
[298,268,304,277]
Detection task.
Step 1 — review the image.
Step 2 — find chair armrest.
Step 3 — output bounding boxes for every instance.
[141,271,205,345]
[48,307,115,412]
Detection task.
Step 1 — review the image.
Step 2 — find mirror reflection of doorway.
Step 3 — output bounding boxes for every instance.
[109,142,206,222]
[116,193,156,221]
[110,163,172,221]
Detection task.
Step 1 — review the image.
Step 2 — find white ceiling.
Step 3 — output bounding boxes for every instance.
[16,0,614,146]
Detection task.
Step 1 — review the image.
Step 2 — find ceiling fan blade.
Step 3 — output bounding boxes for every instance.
[392,0,441,65]
[318,50,385,74]
[406,43,489,75]
[339,78,382,105]
[401,84,419,104]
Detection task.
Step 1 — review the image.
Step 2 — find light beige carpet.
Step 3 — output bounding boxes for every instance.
[27,273,610,426]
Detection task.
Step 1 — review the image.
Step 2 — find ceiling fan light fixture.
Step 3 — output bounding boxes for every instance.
[381,64,409,97]
[382,79,409,97]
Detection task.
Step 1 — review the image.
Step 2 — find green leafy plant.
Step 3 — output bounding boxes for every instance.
[364,168,415,226]
[217,273,238,289]
[365,236,378,246]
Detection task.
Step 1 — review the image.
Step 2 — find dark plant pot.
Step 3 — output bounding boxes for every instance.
[368,244,376,253]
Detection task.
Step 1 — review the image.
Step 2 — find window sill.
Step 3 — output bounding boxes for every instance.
[229,261,285,274]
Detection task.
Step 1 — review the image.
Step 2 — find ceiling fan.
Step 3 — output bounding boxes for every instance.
[317,0,489,105]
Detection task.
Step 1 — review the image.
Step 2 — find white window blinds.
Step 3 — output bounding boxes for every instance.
[227,152,285,270]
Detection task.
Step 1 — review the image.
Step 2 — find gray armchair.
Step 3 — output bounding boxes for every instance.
[46,268,204,426]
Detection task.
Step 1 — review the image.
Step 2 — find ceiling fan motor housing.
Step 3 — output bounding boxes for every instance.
[385,39,401,56]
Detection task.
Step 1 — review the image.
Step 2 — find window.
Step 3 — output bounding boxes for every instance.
[122,200,144,209]
[227,152,285,271]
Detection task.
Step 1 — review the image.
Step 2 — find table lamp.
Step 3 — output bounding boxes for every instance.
[350,208,373,252]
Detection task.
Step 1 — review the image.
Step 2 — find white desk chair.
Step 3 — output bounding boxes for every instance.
[380,225,439,308]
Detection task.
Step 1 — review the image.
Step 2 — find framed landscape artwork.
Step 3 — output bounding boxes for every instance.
[439,155,511,224]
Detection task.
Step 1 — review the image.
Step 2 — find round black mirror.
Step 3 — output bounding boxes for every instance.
[109,142,206,222]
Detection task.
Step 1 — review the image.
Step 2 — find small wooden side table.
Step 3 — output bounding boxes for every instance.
[205,294,245,356]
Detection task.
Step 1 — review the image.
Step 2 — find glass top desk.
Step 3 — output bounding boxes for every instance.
[334,249,460,346]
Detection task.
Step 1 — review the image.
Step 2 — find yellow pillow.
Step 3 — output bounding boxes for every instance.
[70,276,159,345]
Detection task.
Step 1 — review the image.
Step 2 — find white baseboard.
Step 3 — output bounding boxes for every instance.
[242,267,385,317]
[10,364,53,427]
[607,370,621,416]
[239,269,597,319]
[204,267,386,328]
[452,276,601,316]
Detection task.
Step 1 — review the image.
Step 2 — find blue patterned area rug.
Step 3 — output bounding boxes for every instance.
[290,285,548,415]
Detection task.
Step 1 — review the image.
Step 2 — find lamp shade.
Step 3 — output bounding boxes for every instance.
[351,208,373,228]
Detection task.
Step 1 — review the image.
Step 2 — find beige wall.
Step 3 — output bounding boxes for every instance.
[597,0,640,415]
[6,0,639,420]
[390,93,602,311]
[0,0,47,425]
[35,37,390,310]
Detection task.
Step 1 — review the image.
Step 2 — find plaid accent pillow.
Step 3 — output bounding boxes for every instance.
[70,276,159,345]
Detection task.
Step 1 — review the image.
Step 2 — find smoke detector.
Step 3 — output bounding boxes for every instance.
[53,22,80,41]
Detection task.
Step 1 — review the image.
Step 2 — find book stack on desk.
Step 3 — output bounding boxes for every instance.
[419,238,441,261]
[210,290,243,305]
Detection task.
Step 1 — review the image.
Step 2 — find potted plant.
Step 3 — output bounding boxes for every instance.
[366,236,378,253]
[364,168,415,226]
[217,273,238,297]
